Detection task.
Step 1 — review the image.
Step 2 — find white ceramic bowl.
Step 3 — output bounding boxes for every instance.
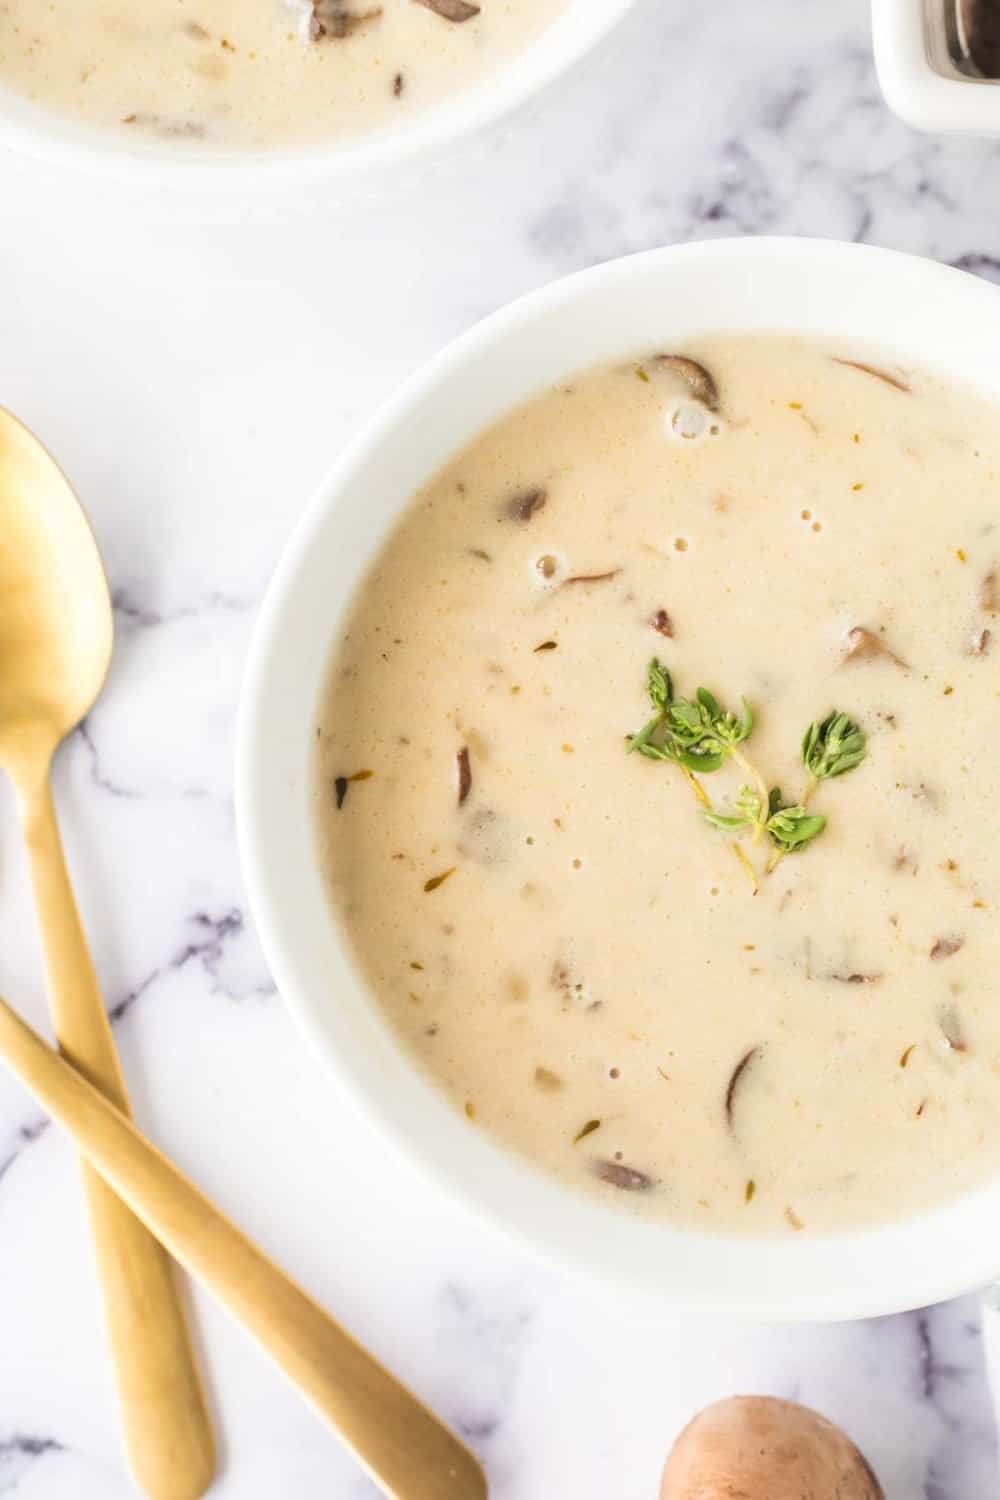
[0,0,637,183]
[237,237,1000,1322]
[872,0,1000,135]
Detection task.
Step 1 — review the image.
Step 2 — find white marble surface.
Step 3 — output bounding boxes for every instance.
[2,0,1000,1495]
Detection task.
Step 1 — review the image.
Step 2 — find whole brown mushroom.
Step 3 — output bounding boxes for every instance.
[660,1396,883,1500]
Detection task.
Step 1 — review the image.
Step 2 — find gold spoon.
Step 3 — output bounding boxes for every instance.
[0,996,490,1500]
[0,409,215,1499]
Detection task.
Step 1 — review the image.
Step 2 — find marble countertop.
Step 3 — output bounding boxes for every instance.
[2,0,1000,1494]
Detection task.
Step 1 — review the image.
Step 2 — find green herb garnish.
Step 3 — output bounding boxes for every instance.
[766,711,866,872]
[765,804,827,854]
[626,663,867,889]
[802,711,867,782]
[628,660,768,839]
[665,687,753,774]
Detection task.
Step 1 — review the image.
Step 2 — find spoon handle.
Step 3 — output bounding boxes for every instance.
[0,993,489,1500]
[17,775,215,1500]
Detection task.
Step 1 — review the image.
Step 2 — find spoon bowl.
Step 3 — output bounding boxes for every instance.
[0,412,111,759]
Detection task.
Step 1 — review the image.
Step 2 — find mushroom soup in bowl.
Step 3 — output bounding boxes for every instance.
[237,240,1000,1320]
[315,333,1000,1238]
[0,0,634,172]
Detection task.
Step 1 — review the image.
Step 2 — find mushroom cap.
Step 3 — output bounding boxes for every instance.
[660,1396,883,1500]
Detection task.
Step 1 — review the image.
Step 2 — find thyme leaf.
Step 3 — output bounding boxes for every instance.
[767,710,866,871]
[802,711,867,780]
[766,805,827,853]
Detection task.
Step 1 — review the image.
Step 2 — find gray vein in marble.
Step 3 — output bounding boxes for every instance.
[73,712,224,804]
[0,1434,63,1495]
[0,1434,62,1494]
[900,1304,997,1500]
[111,587,257,634]
[76,718,139,800]
[436,1280,533,1494]
[0,1115,50,1188]
[915,1310,967,1413]
[109,908,274,1024]
[951,253,1000,283]
[0,910,272,1199]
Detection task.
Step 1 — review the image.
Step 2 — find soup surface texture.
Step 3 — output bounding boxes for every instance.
[317,336,1000,1236]
[0,0,564,148]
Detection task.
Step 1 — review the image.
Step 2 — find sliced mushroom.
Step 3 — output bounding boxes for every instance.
[563,569,621,586]
[413,0,480,20]
[333,768,373,809]
[843,626,907,667]
[829,971,884,985]
[504,486,547,522]
[970,626,992,655]
[832,357,911,394]
[651,355,720,412]
[930,934,964,960]
[725,1046,760,1129]
[982,569,999,613]
[310,2,383,38]
[651,608,675,638]
[593,1159,653,1192]
[456,746,472,806]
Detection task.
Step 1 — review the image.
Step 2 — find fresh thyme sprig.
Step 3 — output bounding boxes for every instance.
[658,686,754,774]
[626,661,867,888]
[626,661,770,884]
[627,660,769,836]
[765,711,867,872]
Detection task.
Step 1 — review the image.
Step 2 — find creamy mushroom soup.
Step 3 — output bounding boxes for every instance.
[0,0,566,149]
[316,336,1000,1235]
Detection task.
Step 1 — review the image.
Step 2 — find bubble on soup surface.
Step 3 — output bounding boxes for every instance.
[665,401,723,443]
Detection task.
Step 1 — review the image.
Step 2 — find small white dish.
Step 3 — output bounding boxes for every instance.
[237,237,1000,1322]
[0,0,637,184]
[873,0,1000,134]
